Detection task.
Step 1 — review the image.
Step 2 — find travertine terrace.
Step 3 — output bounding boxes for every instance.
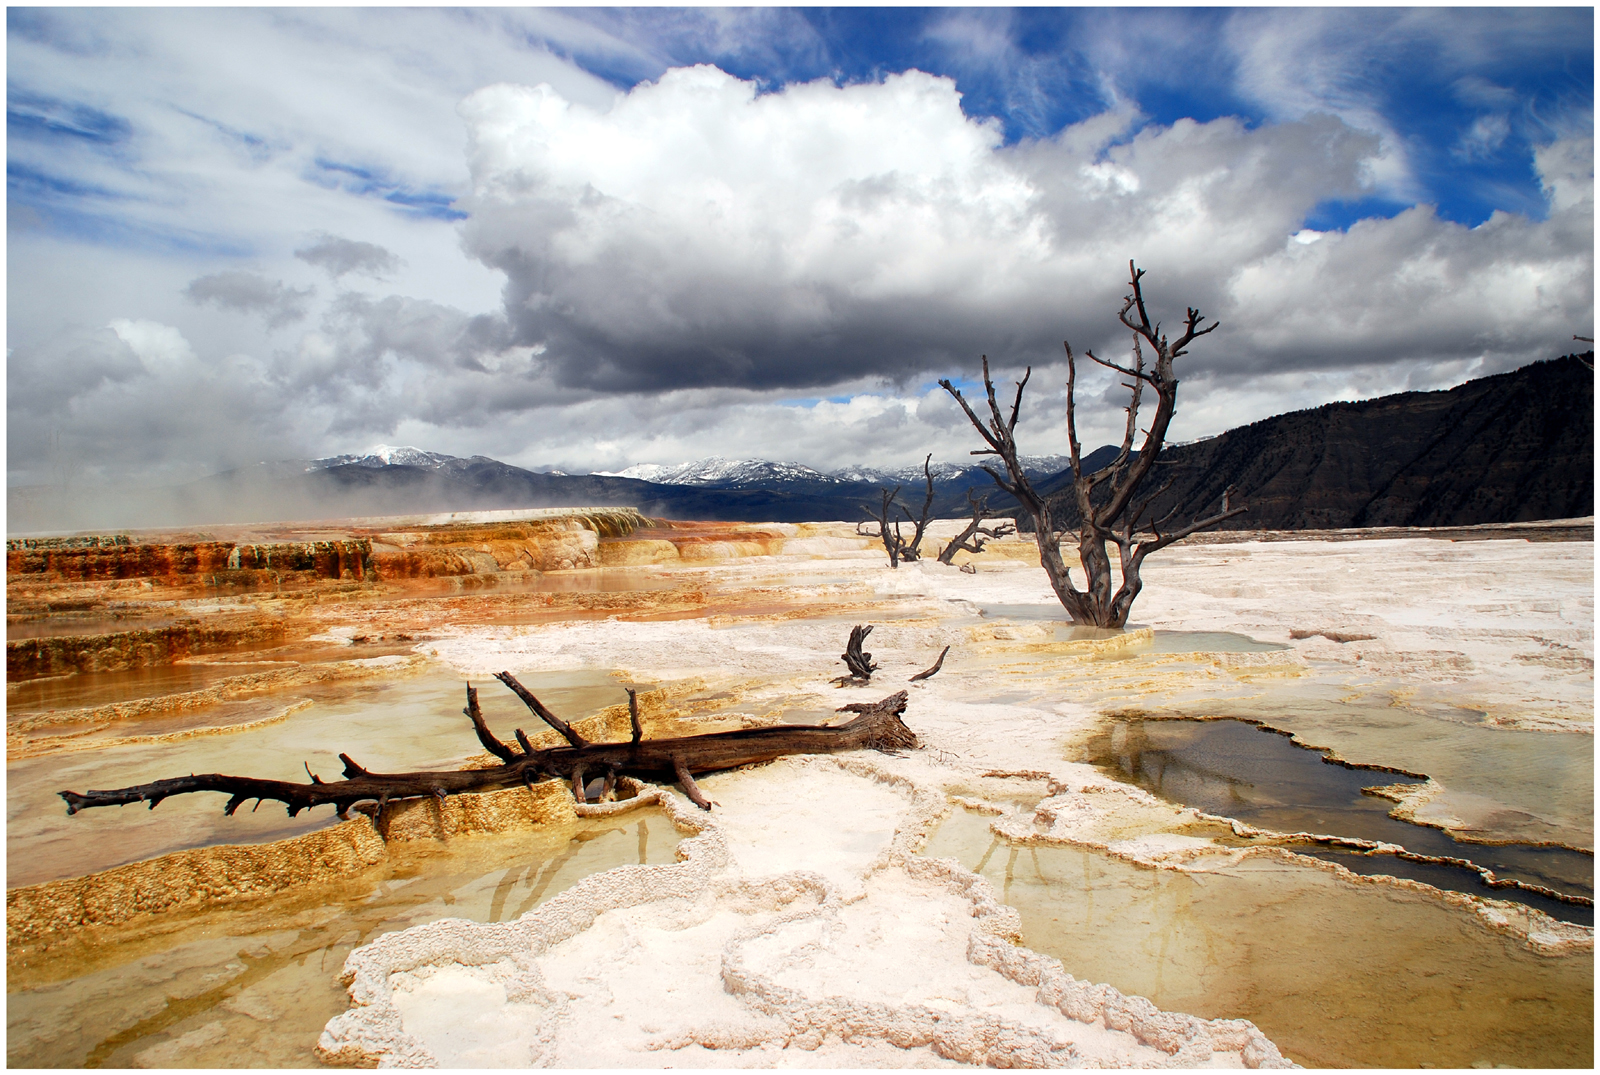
[6,509,1593,1068]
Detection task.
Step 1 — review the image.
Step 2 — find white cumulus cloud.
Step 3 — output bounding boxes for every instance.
[456,65,1589,411]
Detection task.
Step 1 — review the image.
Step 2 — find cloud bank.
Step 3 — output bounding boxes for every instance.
[459,65,1590,403]
[6,8,1592,496]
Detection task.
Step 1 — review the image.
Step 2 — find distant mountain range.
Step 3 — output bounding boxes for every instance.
[595,457,851,487]
[308,445,462,470]
[7,355,1590,533]
[591,454,1073,489]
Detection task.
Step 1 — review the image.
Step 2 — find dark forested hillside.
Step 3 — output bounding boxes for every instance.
[1029,353,1593,532]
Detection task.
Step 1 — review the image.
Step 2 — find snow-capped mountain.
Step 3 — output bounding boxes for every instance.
[304,447,1078,490]
[308,445,461,471]
[832,455,1076,485]
[831,460,972,484]
[594,457,851,487]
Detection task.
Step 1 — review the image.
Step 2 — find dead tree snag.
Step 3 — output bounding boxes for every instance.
[858,455,937,567]
[937,490,1016,564]
[939,261,1247,628]
[832,624,879,686]
[59,679,918,817]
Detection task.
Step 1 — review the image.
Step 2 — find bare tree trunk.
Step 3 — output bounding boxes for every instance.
[939,262,1247,628]
[60,679,917,817]
[858,488,905,567]
[858,455,937,567]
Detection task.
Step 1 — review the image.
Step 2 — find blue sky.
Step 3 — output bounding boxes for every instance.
[548,7,1591,227]
[7,7,1594,489]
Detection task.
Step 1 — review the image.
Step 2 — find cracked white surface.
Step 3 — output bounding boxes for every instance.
[319,531,1589,1067]
[319,758,1291,1068]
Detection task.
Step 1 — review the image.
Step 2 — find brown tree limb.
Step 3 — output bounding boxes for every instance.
[494,671,587,748]
[674,756,716,811]
[59,685,918,818]
[898,454,937,562]
[909,646,950,682]
[464,683,519,764]
[937,490,1016,564]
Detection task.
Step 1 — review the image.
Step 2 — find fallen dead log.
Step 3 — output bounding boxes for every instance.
[58,676,916,817]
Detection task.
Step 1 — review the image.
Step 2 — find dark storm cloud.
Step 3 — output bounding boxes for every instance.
[184,270,313,328]
[293,233,404,279]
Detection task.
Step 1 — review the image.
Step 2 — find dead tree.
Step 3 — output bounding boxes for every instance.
[59,676,917,816]
[857,455,936,567]
[938,261,1247,628]
[832,624,878,686]
[937,490,1016,564]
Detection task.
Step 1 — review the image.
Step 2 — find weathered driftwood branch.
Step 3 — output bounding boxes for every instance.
[495,670,587,748]
[910,646,950,682]
[832,624,879,686]
[58,678,917,817]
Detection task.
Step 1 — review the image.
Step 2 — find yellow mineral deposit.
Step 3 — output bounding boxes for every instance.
[5,510,1593,1067]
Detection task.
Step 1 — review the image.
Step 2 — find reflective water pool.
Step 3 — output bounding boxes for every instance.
[1086,716,1593,921]
[921,809,1593,1069]
[1178,686,1595,850]
[7,812,682,1068]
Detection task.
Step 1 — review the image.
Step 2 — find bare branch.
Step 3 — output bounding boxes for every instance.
[1084,349,1159,387]
[1064,341,1084,478]
[464,683,520,763]
[1136,498,1248,559]
[674,757,715,811]
[495,671,588,749]
[909,646,951,682]
[1007,368,1031,434]
[938,490,1016,564]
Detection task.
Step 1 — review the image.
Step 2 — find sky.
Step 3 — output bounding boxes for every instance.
[7,6,1594,489]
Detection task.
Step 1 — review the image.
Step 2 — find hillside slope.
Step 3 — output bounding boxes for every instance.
[1031,354,1592,531]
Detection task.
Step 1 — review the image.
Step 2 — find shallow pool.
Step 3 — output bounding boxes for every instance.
[7,812,682,1068]
[1086,715,1593,922]
[921,809,1593,1069]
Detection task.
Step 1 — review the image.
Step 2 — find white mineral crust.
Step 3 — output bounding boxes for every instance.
[320,530,1590,1066]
